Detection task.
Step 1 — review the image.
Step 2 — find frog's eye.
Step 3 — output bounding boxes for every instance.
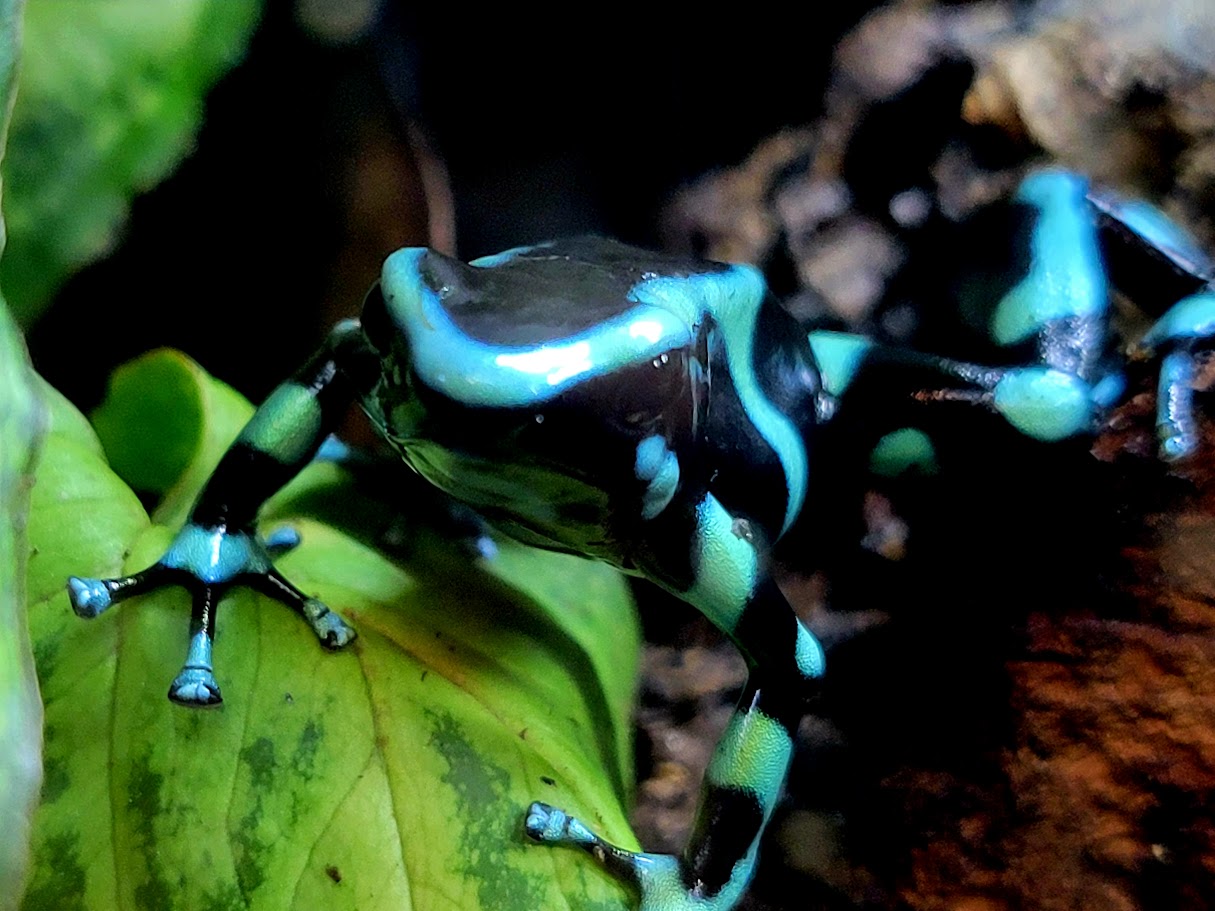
[360,283,393,354]
[630,352,687,422]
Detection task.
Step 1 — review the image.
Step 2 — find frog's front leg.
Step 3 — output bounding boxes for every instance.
[67,320,371,705]
[527,493,824,910]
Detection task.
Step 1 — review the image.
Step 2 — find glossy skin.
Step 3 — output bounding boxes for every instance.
[67,170,1215,911]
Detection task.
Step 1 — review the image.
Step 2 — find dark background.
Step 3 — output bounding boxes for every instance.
[26,0,882,406]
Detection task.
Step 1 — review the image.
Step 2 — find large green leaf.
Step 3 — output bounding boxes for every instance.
[2,0,261,324]
[23,350,640,911]
[0,303,44,911]
[0,1,44,907]
[0,304,45,911]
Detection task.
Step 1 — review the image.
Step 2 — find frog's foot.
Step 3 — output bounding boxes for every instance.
[68,569,160,619]
[1139,288,1215,461]
[169,628,222,705]
[170,667,223,706]
[525,802,743,911]
[67,522,356,705]
[248,571,356,650]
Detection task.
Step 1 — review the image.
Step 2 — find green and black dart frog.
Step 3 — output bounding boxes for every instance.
[67,168,1215,911]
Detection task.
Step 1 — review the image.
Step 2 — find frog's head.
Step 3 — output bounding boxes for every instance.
[361,239,714,557]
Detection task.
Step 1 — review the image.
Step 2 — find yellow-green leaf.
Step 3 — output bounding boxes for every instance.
[25,351,641,911]
[0,1,43,907]
[0,244,44,911]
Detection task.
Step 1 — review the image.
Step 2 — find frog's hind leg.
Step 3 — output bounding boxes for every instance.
[1089,185,1215,461]
[527,494,824,910]
[527,673,804,910]
[1143,299,1215,461]
[809,328,1109,460]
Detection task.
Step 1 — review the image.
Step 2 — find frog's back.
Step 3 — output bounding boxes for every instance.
[414,236,729,347]
[364,237,820,564]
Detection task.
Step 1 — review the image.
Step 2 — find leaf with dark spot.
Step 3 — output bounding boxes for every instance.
[24,351,641,910]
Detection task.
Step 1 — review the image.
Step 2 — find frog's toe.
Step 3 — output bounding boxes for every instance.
[524,802,596,847]
[304,597,357,649]
[1160,429,1196,462]
[470,533,498,561]
[524,802,564,842]
[262,525,302,557]
[168,667,223,707]
[67,576,114,618]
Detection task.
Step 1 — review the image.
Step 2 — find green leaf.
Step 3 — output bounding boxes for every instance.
[2,0,262,324]
[89,348,253,529]
[0,1,45,908]
[0,301,45,911]
[24,351,641,911]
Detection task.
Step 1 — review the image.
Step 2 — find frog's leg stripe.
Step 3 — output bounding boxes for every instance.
[67,321,369,705]
[992,170,1108,346]
[191,321,366,527]
[188,396,323,530]
[380,248,693,407]
[675,551,821,901]
[678,493,827,677]
[527,581,819,909]
[682,680,800,891]
[685,493,760,631]
[527,683,802,909]
[732,579,827,681]
[631,267,808,535]
[529,495,822,906]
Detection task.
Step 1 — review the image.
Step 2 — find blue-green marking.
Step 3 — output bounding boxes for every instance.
[633,847,756,911]
[238,382,324,464]
[1090,373,1126,409]
[631,268,808,534]
[992,367,1093,440]
[685,493,759,633]
[1157,348,1198,461]
[992,170,1108,345]
[381,248,693,407]
[869,427,938,477]
[635,435,680,519]
[807,330,873,398]
[1110,197,1209,270]
[169,632,220,704]
[794,622,826,680]
[469,242,553,269]
[160,525,267,584]
[1142,289,1215,349]
[707,710,794,803]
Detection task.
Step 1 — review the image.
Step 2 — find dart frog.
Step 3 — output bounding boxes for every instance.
[67,169,1215,911]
